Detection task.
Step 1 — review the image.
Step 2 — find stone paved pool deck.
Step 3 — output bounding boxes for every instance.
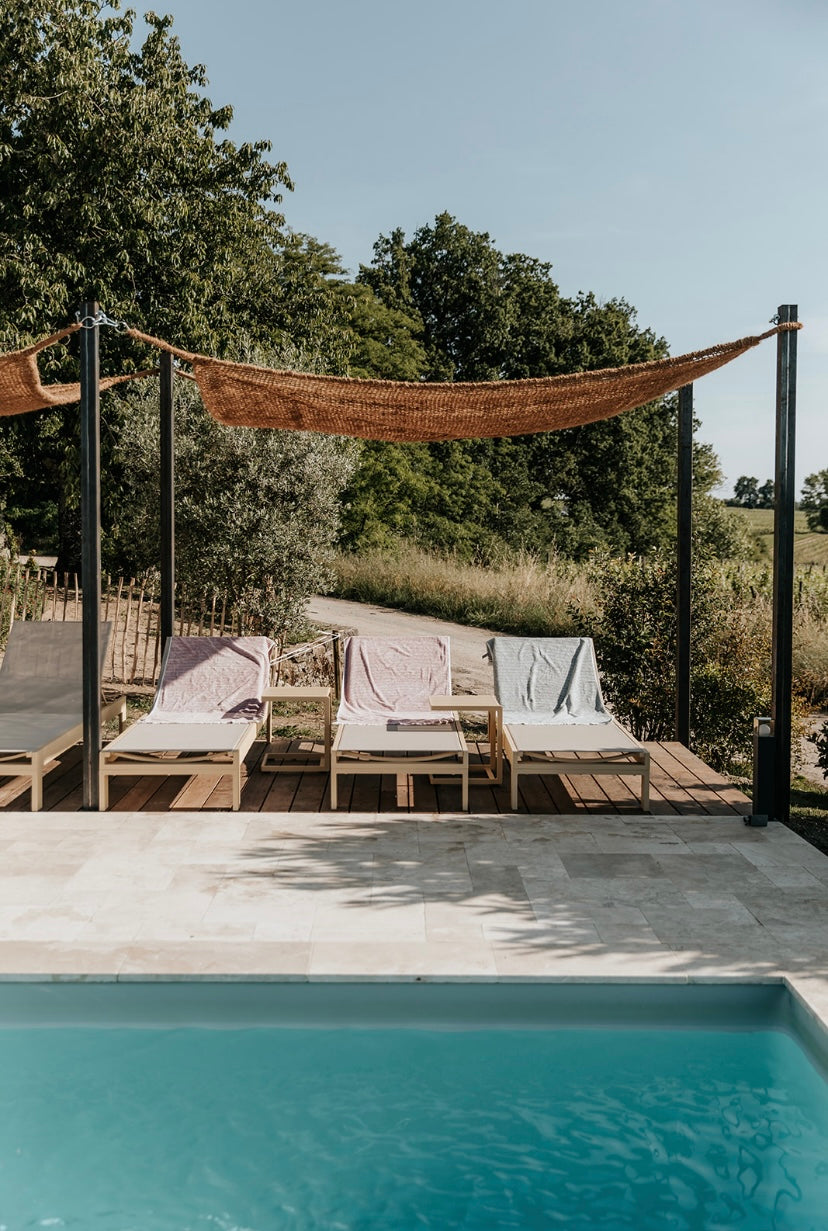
[1,811,827,1035]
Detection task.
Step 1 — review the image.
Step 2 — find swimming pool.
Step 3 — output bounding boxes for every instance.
[1,982,827,1230]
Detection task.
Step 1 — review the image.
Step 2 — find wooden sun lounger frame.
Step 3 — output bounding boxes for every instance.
[502,716,650,811]
[0,696,127,812]
[99,636,275,811]
[331,708,470,811]
[99,719,260,811]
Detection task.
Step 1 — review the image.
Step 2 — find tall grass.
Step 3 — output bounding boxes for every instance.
[332,544,592,637]
[330,544,828,707]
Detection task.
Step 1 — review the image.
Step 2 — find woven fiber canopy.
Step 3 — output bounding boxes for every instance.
[0,320,801,439]
[127,322,800,441]
[0,323,147,415]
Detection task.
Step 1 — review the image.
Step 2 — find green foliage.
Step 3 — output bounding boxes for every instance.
[811,721,828,776]
[691,493,753,561]
[107,380,357,636]
[0,1,290,351]
[731,476,774,509]
[347,212,702,561]
[801,469,828,533]
[572,555,776,774]
[338,283,426,380]
[0,3,358,566]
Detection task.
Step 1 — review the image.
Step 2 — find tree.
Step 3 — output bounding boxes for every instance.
[732,476,761,508]
[0,1,305,566]
[757,479,774,509]
[801,469,828,532]
[350,212,684,559]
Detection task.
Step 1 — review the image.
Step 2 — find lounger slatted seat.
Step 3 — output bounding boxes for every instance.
[100,635,274,811]
[331,636,469,811]
[487,636,650,812]
[0,620,125,811]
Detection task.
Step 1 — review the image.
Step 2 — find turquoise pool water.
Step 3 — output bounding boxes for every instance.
[1,984,827,1230]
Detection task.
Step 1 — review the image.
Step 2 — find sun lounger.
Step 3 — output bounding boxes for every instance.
[99,635,274,811]
[0,620,125,810]
[487,636,650,811]
[331,636,469,810]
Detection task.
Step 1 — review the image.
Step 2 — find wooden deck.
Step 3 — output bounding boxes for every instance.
[0,736,751,816]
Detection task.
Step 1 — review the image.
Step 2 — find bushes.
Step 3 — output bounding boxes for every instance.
[580,555,773,772]
[107,380,356,637]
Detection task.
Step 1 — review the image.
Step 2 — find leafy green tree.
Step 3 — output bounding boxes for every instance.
[0,2,291,350]
[757,479,774,509]
[350,212,683,559]
[1,2,351,567]
[338,283,426,381]
[801,469,828,532]
[732,476,760,508]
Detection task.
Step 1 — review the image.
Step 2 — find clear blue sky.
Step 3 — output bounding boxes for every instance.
[149,0,826,494]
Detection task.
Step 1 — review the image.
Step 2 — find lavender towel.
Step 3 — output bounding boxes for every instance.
[146,635,274,724]
[336,636,452,725]
[487,636,612,726]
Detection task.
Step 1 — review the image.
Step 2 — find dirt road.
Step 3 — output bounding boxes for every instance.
[306,595,496,694]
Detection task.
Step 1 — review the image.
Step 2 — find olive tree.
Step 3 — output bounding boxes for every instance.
[108,379,357,636]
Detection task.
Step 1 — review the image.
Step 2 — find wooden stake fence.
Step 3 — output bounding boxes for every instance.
[0,562,341,691]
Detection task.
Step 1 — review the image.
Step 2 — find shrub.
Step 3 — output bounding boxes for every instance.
[811,720,828,776]
[107,380,357,637]
[581,553,784,775]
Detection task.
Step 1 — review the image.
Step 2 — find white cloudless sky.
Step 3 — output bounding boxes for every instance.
[144,0,826,493]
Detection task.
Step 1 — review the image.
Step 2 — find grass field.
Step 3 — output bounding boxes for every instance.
[732,507,828,566]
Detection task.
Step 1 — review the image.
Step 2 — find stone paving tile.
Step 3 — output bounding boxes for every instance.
[559,853,668,879]
[308,940,498,978]
[118,942,312,978]
[0,809,826,1036]
[593,923,661,944]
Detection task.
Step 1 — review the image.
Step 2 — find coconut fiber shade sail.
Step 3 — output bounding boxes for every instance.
[124,322,800,442]
[0,323,150,416]
[0,320,800,440]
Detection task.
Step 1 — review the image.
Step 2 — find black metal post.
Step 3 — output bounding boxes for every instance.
[79,300,102,809]
[675,384,693,745]
[159,350,175,646]
[771,305,798,823]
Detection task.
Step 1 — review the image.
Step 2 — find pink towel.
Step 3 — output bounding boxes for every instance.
[336,636,452,725]
[146,636,274,723]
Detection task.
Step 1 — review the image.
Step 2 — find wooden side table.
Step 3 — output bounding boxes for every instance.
[430,693,503,785]
[260,684,332,773]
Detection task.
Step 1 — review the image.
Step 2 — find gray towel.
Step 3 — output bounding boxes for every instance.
[0,620,112,716]
[487,637,611,725]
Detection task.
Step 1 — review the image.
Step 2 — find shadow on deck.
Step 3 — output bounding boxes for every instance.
[0,737,751,817]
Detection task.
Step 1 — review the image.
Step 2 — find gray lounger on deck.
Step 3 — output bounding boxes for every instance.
[331,636,469,811]
[487,636,650,811]
[100,635,273,811]
[0,620,125,811]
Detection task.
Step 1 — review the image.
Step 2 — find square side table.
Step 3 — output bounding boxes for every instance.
[261,684,332,773]
[429,693,503,785]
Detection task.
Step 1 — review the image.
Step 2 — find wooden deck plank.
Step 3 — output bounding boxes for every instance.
[656,741,751,813]
[647,744,737,816]
[0,733,753,817]
[291,764,330,813]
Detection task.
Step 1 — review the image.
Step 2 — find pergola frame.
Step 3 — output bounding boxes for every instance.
[76,306,799,818]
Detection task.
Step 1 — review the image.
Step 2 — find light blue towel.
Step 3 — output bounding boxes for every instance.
[487,637,612,726]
